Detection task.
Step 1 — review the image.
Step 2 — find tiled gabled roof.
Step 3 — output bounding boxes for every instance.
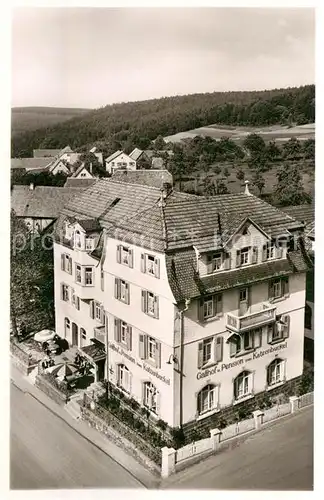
[112,169,173,188]
[129,148,143,161]
[281,204,314,226]
[105,150,123,163]
[11,158,53,171]
[33,149,61,158]
[64,178,97,188]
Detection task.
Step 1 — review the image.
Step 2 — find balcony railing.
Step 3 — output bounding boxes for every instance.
[226,303,276,332]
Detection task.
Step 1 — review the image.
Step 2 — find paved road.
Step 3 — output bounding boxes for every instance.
[163,405,313,490]
[10,383,145,489]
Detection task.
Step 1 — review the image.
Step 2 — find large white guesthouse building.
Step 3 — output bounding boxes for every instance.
[53,178,311,428]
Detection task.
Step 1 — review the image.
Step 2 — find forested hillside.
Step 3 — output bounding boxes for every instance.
[11,85,315,158]
[11,107,91,137]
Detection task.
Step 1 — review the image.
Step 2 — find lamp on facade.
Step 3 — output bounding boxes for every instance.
[167,354,179,365]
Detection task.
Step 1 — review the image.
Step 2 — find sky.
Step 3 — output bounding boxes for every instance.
[11,7,315,109]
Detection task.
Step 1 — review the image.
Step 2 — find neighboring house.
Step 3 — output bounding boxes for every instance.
[33,149,62,158]
[129,148,151,164]
[71,163,95,179]
[64,178,97,188]
[11,184,83,233]
[53,178,311,429]
[11,158,53,173]
[111,169,173,188]
[282,204,315,361]
[105,151,136,174]
[129,148,174,169]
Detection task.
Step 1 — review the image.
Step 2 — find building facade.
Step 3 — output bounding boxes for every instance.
[53,179,311,428]
[105,151,137,174]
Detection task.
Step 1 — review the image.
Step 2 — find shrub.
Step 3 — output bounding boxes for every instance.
[218,418,228,430]
[297,369,314,396]
[171,427,186,449]
[129,398,140,411]
[157,419,168,431]
[256,393,273,410]
[190,427,203,442]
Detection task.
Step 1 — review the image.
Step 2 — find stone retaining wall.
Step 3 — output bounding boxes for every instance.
[35,374,69,406]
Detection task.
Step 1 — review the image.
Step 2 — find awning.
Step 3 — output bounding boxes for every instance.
[80,339,106,363]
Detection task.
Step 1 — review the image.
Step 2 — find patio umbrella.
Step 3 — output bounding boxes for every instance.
[34,329,56,343]
[51,362,78,380]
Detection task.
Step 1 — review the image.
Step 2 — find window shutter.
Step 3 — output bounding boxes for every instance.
[114,318,121,342]
[68,257,72,274]
[156,391,161,415]
[60,283,64,300]
[254,329,262,348]
[229,338,237,357]
[246,287,251,308]
[127,326,132,351]
[216,294,223,315]
[215,336,223,362]
[116,245,121,263]
[90,300,95,319]
[61,254,65,271]
[155,341,161,368]
[266,363,272,386]
[154,257,160,278]
[262,244,267,262]
[104,313,108,334]
[277,246,283,259]
[283,277,289,296]
[207,262,213,274]
[139,334,146,359]
[100,305,105,325]
[252,247,258,264]
[224,252,231,270]
[282,315,290,339]
[128,249,134,268]
[197,342,204,369]
[198,298,204,322]
[100,267,104,291]
[141,290,147,313]
[76,296,80,311]
[141,253,146,273]
[125,282,130,305]
[236,250,241,267]
[129,372,133,394]
[268,281,274,300]
[267,324,273,343]
[154,295,159,319]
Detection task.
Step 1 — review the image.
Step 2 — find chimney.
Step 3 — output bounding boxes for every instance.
[244,180,252,196]
[161,182,173,198]
[29,183,34,191]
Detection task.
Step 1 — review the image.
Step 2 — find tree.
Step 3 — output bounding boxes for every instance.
[243,134,266,155]
[283,138,302,159]
[236,169,245,181]
[202,175,216,196]
[252,171,265,196]
[215,179,229,195]
[274,165,311,206]
[153,135,166,151]
[214,165,222,176]
[223,167,230,178]
[248,152,269,172]
[79,152,107,177]
[302,139,315,160]
[266,141,281,161]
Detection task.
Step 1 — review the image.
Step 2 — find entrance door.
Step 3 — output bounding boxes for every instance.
[97,359,105,381]
[239,288,249,316]
[72,323,78,346]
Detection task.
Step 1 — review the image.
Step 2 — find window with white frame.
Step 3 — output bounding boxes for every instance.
[61,283,70,302]
[61,253,72,274]
[85,237,94,251]
[267,358,285,386]
[114,318,132,350]
[197,384,217,414]
[75,264,94,286]
[95,302,102,321]
[90,300,104,324]
[139,334,161,368]
[75,264,82,284]
[229,328,262,357]
[116,245,133,268]
[207,252,223,273]
[141,253,160,278]
[143,382,159,413]
[268,315,290,343]
[117,364,131,392]
[80,328,87,340]
[266,242,275,260]
[239,247,250,266]
[85,267,94,286]
[115,278,130,304]
[141,290,159,318]
[234,371,252,400]
[269,277,289,300]
[71,288,80,310]
[200,293,223,321]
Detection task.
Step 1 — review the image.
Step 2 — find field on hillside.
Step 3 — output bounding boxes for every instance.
[11,107,91,136]
[165,123,315,144]
[176,160,315,199]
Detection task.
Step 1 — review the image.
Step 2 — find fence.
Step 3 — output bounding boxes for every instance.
[161,392,314,478]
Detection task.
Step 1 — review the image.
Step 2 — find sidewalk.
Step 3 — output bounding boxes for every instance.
[10,363,160,489]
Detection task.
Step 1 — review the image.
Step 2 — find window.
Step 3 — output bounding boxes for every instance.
[75,264,82,284]
[197,385,217,414]
[139,334,161,368]
[240,247,249,266]
[117,364,131,393]
[114,318,132,350]
[198,336,223,368]
[85,238,94,251]
[143,382,159,414]
[64,317,70,337]
[75,230,82,249]
[207,252,222,273]
[269,277,289,300]
[266,242,275,260]
[267,359,285,386]
[71,289,80,310]
[141,253,160,278]
[80,328,87,340]
[267,315,290,343]
[262,242,283,261]
[234,371,252,400]
[90,301,104,324]
[61,283,70,302]
[116,245,133,268]
[85,267,94,286]
[229,328,262,357]
[129,162,135,166]
[141,290,159,318]
[61,253,72,274]
[115,278,130,304]
[199,293,223,321]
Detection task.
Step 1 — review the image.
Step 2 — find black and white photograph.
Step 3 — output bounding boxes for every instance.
[8,3,315,493]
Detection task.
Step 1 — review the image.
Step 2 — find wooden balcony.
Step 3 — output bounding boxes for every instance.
[226,303,276,333]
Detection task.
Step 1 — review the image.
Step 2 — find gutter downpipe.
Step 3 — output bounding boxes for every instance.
[179,298,190,428]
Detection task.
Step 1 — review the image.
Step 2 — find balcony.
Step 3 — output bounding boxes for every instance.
[226,303,276,333]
